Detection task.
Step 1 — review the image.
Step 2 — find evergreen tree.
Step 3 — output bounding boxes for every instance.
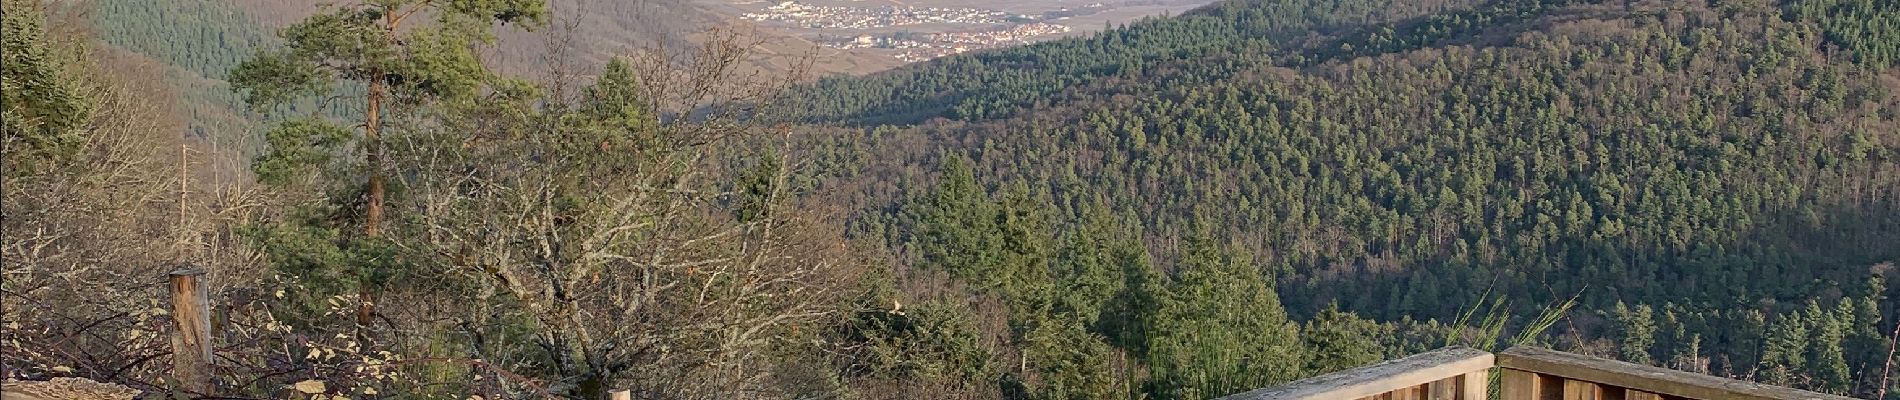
[1844,278,1887,394]
[1302,303,1390,374]
[1810,301,1852,394]
[1760,309,1811,386]
[1143,233,1304,399]
[905,155,1001,282]
[1052,205,1135,325]
[994,180,1056,296]
[1,0,89,172]
[232,0,549,232]
[1612,301,1658,365]
[230,0,547,324]
[1098,229,1164,356]
[1023,318,1128,400]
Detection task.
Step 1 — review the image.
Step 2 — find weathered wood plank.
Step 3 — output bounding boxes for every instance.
[1428,377,1455,399]
[1220,347,1495,400]
[1501,369,1542,400]
[1395,386,1419,400]
[1497,347,1858,400]
[1625,390,1664,400]
[1459,370,1489,400]
[1562,379,1599,400]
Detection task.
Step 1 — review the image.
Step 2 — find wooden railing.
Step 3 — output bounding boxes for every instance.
[1220,346,1863,400]
[1495,347,1859,400]
[1221,347,1493,400]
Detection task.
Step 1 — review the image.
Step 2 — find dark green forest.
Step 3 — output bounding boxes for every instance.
[3,0,1898,398]
[791,0,1900,397]
[87,0,268,145]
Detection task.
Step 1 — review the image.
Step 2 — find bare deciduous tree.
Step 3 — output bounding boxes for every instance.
[389,28,861,399]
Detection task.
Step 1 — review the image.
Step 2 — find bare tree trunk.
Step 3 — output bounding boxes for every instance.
[359,77,385,328]
[357,8,398,328]
[177,142,191,262]
[366,79,385,238]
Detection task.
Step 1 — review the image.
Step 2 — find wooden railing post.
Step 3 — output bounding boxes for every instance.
[170,267,213,394]
[605,389,630,400]
[1499,369,1542,400]
[1459,369,1488,400]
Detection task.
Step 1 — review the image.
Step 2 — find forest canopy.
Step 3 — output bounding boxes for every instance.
[2,0,1897,398]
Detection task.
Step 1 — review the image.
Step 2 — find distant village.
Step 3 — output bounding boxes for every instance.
[826,23,1074,62]
[742,1,1027,29]
[742,1,1077,62]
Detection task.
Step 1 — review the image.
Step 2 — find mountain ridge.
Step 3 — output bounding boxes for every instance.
[786,0,1899,394]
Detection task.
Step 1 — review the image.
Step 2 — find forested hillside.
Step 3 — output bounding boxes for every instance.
[79,0,887,180]
[87,0,278,167]
[5,0,1899,398]
[792,0,1900,397]
[788,0,1669,124]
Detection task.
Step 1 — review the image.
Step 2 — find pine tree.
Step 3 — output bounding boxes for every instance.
[995,180,1055,296]
[230,0,546,325]
[1051,205,1134,325]
[1098,229,1162,356]
[1612,301,1657,365]
[1023,317,1127,400]
[906,155,1001,282]
[1844,277,1887,396]
[232,0,548,234]
[1,0,90,172]
[1144,232,1304,399]
[1759,309,1810,386]
[1302,303,1390,374]
[1809,301,1852,394]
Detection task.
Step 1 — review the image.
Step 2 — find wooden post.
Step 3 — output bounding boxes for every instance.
[1499,369,1541,400]
[1561,379,1600,400]
[605,389,630,400]
[1624,390,1663,400]
[169,268,213,394]
[1458,370,1488,400]
[1427,377,1455,399]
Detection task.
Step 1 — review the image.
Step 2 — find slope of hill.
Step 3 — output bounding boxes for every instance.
[788,0,1531,124]
[81,0,906,169]
[793,0,1900,396]
[85,0,284,179]
[81,0,893,181]
[16,0,1899,397]
[228,0,908,77]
